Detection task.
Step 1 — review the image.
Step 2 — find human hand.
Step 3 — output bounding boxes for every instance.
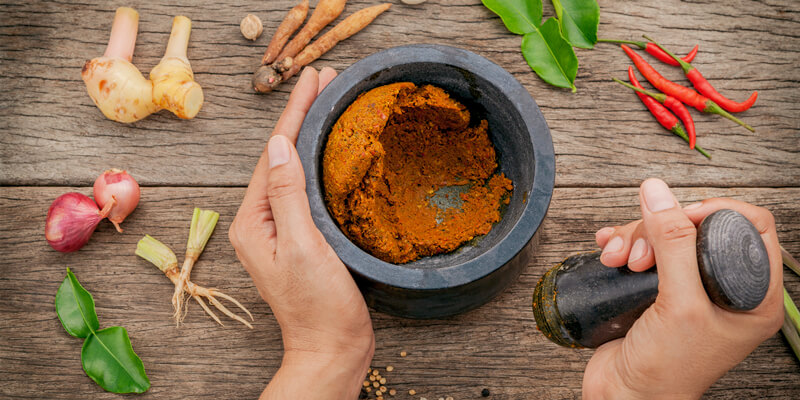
[229,67,374,400]
[582,178,784,399]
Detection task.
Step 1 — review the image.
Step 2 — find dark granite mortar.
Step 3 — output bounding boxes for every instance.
[297,44,555,318]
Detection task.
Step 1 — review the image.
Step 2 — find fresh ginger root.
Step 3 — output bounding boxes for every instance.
[150,16,204,119]
[81,7,158,123]
[254,3,391,93]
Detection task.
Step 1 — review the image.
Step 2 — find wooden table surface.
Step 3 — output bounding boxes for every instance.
[2,0,799,398]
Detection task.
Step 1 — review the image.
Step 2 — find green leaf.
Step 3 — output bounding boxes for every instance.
[55,268,99,338]
[82,326,150,394]
[521,18,579,91]
[552,0,600,49]
[481,0,542,34]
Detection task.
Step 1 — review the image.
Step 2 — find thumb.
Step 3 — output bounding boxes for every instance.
[266,134,319,244]
[639,178,705,302]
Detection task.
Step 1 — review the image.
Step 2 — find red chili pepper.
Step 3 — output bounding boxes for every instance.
[621,44,755,132]
[627,67,707,156]
[598,39,698,67]
[643,35,758,113]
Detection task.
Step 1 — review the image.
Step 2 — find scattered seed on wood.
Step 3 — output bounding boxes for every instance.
[240,14,263,41]
[409,389,416,395]
[380,386,387,392]
[401,351,407,357]
[370,375,376,381]
[363,381,370,387]
[380,378,386,384]
[401,0,427,4]
[386,365,394,371]
[373,369,380,376]
[446,397,454,400]
[373,381,380,388]
[390,389,397,396]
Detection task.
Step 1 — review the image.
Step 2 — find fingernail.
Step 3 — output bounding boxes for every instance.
[596,227,615,237]
[629,238,648,263]
[603,236,624,254]
[642,179,676,212]
[683,202,703,211]
[268,135,290,168]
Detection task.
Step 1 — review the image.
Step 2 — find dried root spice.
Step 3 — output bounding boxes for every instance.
[323,83,512,264]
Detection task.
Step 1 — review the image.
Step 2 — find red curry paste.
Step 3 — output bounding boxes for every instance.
[323,82,512,264]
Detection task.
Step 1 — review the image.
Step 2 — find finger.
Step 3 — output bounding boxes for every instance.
[265,135,321,245]
[600,223,636,267]
[239,67,320,213]
[627,228,655,272]
[318,66,337,95]
[639,178,705,301]
[595,227,615,248]
[598,222,655,271]
[274,66,320,145]
[681,198,784,313]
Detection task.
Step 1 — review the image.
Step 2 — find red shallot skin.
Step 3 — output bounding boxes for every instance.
[45,193,104,252]
[93,169,140,232]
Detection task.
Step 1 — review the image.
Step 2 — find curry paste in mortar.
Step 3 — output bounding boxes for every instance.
[322,83,512,264]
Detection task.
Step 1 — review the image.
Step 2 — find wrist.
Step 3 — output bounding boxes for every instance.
[262,335,374,400]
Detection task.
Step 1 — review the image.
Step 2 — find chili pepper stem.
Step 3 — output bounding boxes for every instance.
[642,35,693,73]
[672,125,712,159]
[612,78,666,101]
[598,38,646,49]
[704,102,756,132]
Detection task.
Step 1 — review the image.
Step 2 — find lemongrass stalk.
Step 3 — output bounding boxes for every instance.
[785,288,800,333]
[782,246,800,277]
[783,285,800,362]
[172,208,220,323]
[136,235,178,272]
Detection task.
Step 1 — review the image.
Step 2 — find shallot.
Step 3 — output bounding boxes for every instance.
[93,169,140,232]
[45,193,115,252]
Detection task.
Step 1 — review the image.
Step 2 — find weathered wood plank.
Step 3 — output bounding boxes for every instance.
[1,187,798,399]
[1,0,798,187]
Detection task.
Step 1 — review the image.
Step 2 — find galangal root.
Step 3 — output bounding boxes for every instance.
[81,7,203,123]
[253,1,391,93]
[135,210,253,329]
[81,8,157,123]
[150,16,204,119]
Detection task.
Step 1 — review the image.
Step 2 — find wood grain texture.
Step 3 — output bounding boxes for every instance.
[1,187,798,399]
[1,0,798,187]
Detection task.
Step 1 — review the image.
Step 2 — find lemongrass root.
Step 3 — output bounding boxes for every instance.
[274,0,346,62]
[136,234,252,328]
[193,295,223,326]
[150,15,204,119]
[262,0,309,65]
[82,7,158,123]
[172,256,196,324]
